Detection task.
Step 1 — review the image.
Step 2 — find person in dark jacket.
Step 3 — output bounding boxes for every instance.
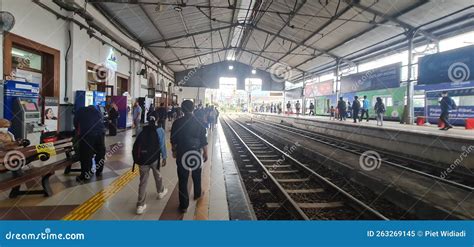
[374,97,386,126]
[352,96,361,123]
[439,91,456,130]
[171,100,208,213]
[156,103,168,130]
[74,105,106,182]
[108,103,119,136]
[337,97,347,121]
[309,102,315,116]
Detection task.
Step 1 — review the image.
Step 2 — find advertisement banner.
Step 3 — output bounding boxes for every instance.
[304,80,334,97]
[418,45,474,85]
[340,63,401,93]
[43,97,59,132]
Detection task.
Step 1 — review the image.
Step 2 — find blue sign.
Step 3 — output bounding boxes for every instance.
[418,45,474,85]
[3,80,40,120]
[340,63,401,93]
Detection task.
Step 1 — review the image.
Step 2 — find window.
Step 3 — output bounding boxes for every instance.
[12,47,42,71]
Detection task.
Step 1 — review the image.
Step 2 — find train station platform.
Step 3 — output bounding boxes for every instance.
[251,113,474,172]
[0,122,254,220]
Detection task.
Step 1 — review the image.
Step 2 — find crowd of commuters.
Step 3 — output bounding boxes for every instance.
[74,98,219,215]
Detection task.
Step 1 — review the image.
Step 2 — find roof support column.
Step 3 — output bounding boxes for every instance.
[406,30,415,125]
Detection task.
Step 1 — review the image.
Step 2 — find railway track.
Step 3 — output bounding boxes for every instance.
[222,116,389,220]
[249,117,474,191]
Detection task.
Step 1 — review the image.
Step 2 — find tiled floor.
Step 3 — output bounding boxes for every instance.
[0,121,232,220]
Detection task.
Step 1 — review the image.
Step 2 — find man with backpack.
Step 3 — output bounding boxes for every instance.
[374,97,386,126]
[133,116,168,215]
[439,91,456,130]
[171,100,208,213]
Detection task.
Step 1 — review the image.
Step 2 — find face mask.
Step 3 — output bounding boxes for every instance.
[0,128,9,132]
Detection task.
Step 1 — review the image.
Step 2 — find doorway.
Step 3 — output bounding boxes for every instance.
[116,73,129,96]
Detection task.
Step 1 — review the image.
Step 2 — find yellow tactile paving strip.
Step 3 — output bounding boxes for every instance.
[62,169,139,220]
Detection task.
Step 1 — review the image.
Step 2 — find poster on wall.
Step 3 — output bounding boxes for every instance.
[304,80,334,97]
[44,97,59,132]
[340,63,401,93]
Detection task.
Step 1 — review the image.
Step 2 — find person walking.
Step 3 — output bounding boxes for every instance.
[346,101,352,119]
[337,97,347,121]
[439,91,456,130]
[108,103,119,136]
[156,103,168,130]
[374,97,386,126]
[295,101,301,116]
[133,116,168,215]
[352,96,361,123]
[171,100,208,213]
[74,105,106,182]
[286,101,292,115]
[329,106,335,120]
[309,102,315,116]
[132,100,142,137]
[360,95,370,122]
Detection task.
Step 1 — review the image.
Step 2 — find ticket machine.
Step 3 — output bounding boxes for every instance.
[11,97,45,144]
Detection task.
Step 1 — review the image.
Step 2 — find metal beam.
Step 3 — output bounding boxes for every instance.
[252,26,338,60]
[347,0,438,42]
[249,0,307,67]
[292,0,430,70]
[224,0,238,59]
[290,12,473,82]
[163,48,229,64]
[138,4,185,67]
[241,49,305,73]
[144,24,239,46]
[264,4,352,70]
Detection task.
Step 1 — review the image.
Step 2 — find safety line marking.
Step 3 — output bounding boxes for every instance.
[62,169,138,220]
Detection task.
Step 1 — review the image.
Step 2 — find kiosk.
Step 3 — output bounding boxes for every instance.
[11,97,44,144]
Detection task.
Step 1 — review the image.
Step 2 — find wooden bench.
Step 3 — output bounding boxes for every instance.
[0,139,76,198]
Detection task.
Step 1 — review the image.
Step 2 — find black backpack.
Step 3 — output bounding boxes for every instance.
[132,125,161,170]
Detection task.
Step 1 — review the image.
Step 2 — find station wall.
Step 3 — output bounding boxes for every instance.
[1,0,174,104]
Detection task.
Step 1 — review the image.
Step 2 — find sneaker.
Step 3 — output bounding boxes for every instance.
[157,188,168,199]
[136,204,147,215]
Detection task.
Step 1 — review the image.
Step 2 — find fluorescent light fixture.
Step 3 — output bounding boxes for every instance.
[229,65,234,70]
[12,50,25,57]
[226,56,235,61]
[252,69,256,74]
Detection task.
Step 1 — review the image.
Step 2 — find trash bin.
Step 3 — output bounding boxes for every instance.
[466,118,474,129]
[416,116,425,126]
